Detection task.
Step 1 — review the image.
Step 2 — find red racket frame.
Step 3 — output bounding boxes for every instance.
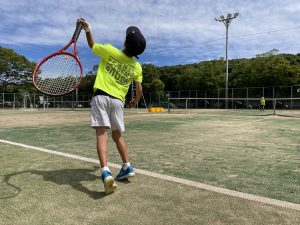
[32,19,84,96]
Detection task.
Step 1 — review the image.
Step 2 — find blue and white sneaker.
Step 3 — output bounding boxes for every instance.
[116,166,135,181]
[101,170,117,194]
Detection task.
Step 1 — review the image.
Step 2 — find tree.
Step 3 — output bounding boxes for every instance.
[0,46,36,93]
[256,49,279,58]
[78,74,95,97]
[142,64,160,83]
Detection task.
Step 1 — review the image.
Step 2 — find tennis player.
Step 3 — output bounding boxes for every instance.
[80,20,146,193]
[260,97,265,111]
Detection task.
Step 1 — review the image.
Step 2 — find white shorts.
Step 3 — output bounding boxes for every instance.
[90,95,125,132]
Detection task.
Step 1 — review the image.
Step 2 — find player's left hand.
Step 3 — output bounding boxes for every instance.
[77,18,91,32]
[129,98,138,108]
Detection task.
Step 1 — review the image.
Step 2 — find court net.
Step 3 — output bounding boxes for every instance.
[167,97,300,117]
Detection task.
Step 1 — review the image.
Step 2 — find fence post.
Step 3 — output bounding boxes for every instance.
[204,91,206,109]
[217,89,220,109]
[13,93,15,109]
[158,92,161,107]
[291,86,293,109]
[185,98,188,114]
[246,88,248,109]
[231,88,233,109]
[196,90,198,108]
[33,93,35,108]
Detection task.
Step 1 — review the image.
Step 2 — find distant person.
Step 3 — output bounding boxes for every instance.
[260,97,265,111]
[80,19,146,193]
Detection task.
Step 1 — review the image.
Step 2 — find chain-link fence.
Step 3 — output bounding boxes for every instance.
[0,92,92,109]
[144,85,300,109]
[1,85,300,110]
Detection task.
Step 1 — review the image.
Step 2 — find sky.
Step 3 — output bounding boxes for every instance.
[1,0,300,73]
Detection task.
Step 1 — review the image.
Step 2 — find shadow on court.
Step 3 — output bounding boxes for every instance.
[1,167,108,200]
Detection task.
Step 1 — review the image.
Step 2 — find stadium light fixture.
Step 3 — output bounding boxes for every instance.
[215,12,239,109]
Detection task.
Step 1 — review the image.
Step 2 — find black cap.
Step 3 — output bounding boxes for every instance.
[125,26,146,59]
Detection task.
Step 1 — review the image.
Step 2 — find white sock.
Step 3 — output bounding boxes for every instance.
[101,166,110,173]
[122,162,130,170]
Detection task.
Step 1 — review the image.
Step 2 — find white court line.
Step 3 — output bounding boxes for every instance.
[1,139,300,212]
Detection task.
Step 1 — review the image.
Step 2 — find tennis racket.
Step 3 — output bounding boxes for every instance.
[32,19,84,96]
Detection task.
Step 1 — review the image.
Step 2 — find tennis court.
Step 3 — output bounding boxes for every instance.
[0,109,299,225]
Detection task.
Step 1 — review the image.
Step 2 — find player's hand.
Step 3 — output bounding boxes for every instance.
[129,98,138,108]
[77,18,91,32]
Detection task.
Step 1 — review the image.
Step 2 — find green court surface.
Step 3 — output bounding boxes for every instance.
[0,110,300,224]
[1,144,299,225]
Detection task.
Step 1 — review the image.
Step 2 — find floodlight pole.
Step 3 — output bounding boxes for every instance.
[215,13,238,109]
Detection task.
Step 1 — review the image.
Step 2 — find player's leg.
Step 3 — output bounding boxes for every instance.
[91,95,116,193]
[110,98,135,180]
[112,130,135,180]
[112,129,128,163]
[96,127,108,167]
[96,127,117,193]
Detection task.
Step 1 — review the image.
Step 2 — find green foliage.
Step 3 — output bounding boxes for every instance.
[144,78,165,93]
[1,45,299,95]
[142,64,162,92]
[147,53,300,91]
[0,46,36,93]
[78,74,95,97]
[256,48,279,58]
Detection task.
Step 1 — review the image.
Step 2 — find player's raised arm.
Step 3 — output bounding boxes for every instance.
[79,19,95,48]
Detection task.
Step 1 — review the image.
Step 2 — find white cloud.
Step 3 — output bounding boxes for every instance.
[0,0,299,65]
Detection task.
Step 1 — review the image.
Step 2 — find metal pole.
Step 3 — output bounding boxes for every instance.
[185,98,188,114]
[196,90,198,108]
[231,88,233,109]
[215,13,238,109]
[225,24,229,109]
[76,88,78,108]
[204,91,206,109]
[246,88,249,109]
[13,93,15,109]
[217,89,220,109]
[291,86,293,109]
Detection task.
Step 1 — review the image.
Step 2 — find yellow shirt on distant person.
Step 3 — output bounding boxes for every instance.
[92,43,142,102]
[260,99,265,105]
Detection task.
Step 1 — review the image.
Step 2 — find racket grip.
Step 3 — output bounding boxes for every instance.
[72,21,83,41]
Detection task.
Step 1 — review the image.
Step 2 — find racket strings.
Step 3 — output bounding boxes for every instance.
[34,54,81,95]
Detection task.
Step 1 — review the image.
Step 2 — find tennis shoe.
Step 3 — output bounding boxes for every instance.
[101,170,117,194]
[116,166,135,181]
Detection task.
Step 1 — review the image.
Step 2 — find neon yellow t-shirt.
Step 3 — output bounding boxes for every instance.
[92,43,143,102]
[260,99,265,105]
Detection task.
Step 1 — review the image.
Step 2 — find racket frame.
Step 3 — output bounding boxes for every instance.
[33,20,84,96]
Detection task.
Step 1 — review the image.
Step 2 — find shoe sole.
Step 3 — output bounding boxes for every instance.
[103,176,117,194]
[116,172,135,181]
